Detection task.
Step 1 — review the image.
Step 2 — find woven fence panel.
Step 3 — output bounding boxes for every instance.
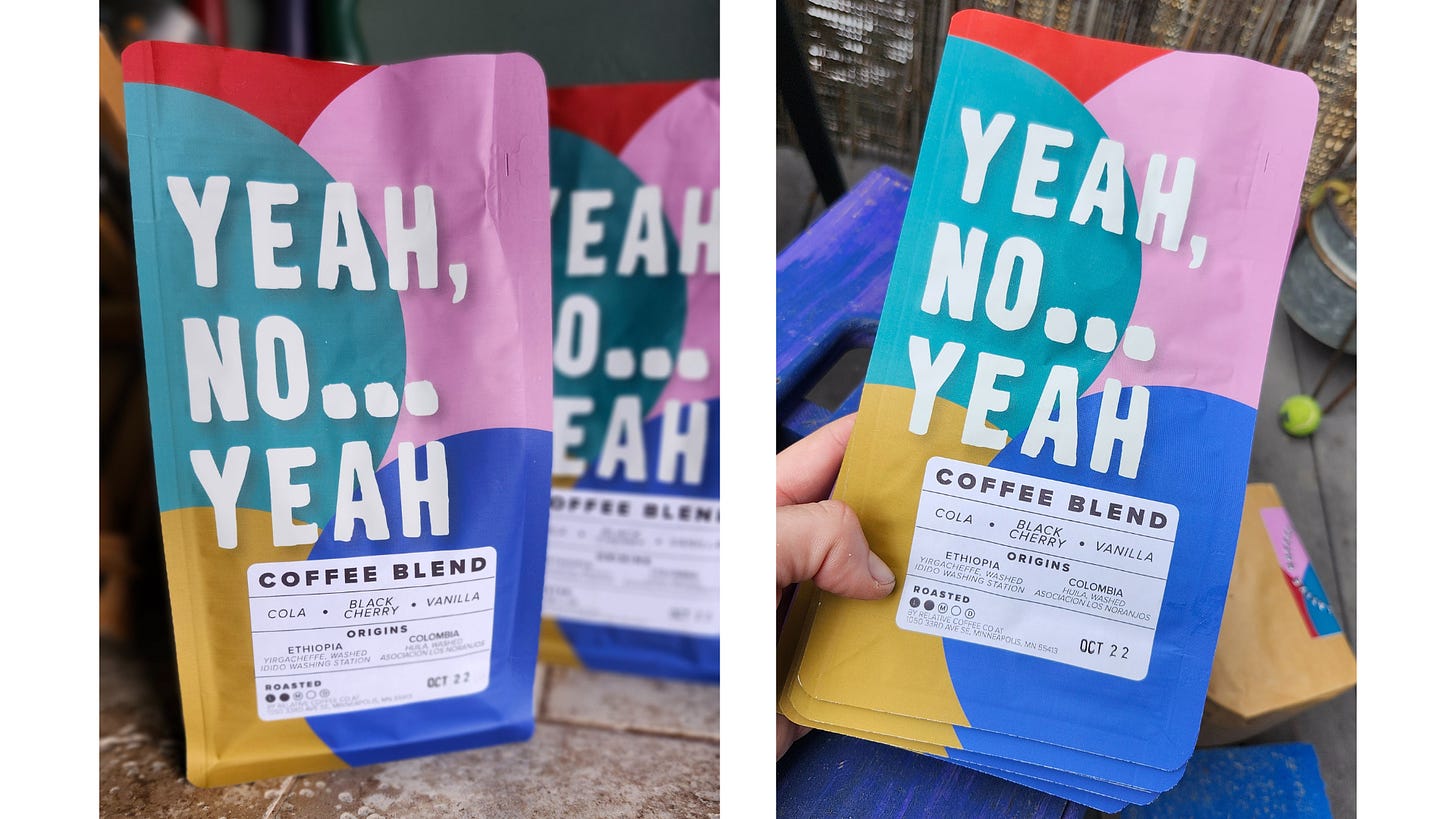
[779,0,1356,203]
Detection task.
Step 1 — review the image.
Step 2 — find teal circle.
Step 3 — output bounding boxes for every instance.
[549,130,686,468]
[867,38,1142,438]
[129,84,403,520]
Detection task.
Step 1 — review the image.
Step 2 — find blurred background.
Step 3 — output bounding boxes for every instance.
[100,0,719,82]
[777,0,1353,204]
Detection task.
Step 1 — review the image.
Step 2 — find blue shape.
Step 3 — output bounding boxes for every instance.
[305,427,551,765]
[943,387,1254,774]
[557,621,719,683]
[945,744,1161,806]
[947,754,1130,813]
[1119,743,1333,819]
[1297,567,1343,637]
[777,730,1084,818]
[567,399,720,681]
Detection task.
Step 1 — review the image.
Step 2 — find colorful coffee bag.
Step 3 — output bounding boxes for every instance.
[538,80,721,682]
[123,42,553,786]
[778,10,1318,808]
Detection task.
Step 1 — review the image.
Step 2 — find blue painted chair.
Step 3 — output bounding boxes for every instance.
[1119,743,1333,819]
[776,166,908,449]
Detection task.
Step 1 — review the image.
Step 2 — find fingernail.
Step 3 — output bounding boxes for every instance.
[867,551,896,589]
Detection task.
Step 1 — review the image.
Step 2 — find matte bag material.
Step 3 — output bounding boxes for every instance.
[123,41,553,787]
[778,9,1318,803]
[537,80,721,682]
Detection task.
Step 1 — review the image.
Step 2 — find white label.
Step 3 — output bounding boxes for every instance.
[247,546,496,720]
[895,457,1179,681]
[543,488,719,637]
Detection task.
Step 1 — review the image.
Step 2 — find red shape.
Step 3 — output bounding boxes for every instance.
[949,10,1167,102]
[548,80,697,155]
[121,41,375,145]
[1281,573,1321,639]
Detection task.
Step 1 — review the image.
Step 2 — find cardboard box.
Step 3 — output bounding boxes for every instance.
[1199,483,1357,745]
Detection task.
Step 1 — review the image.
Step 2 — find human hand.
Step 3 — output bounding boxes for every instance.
[776,413,896,759]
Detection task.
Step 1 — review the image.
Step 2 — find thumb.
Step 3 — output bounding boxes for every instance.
[777,499,895,604]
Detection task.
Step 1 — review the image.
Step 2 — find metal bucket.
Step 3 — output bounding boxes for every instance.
[1280,166,1356,353]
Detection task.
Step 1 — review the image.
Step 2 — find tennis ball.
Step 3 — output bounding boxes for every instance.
[1279,395,1322,437]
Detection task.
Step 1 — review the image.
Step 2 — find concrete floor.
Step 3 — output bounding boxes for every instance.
[100,639,720,817]
[776,147,1356,818]
[100,638,720,816]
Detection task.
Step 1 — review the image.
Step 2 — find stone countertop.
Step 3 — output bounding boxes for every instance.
[100,639,721,818]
